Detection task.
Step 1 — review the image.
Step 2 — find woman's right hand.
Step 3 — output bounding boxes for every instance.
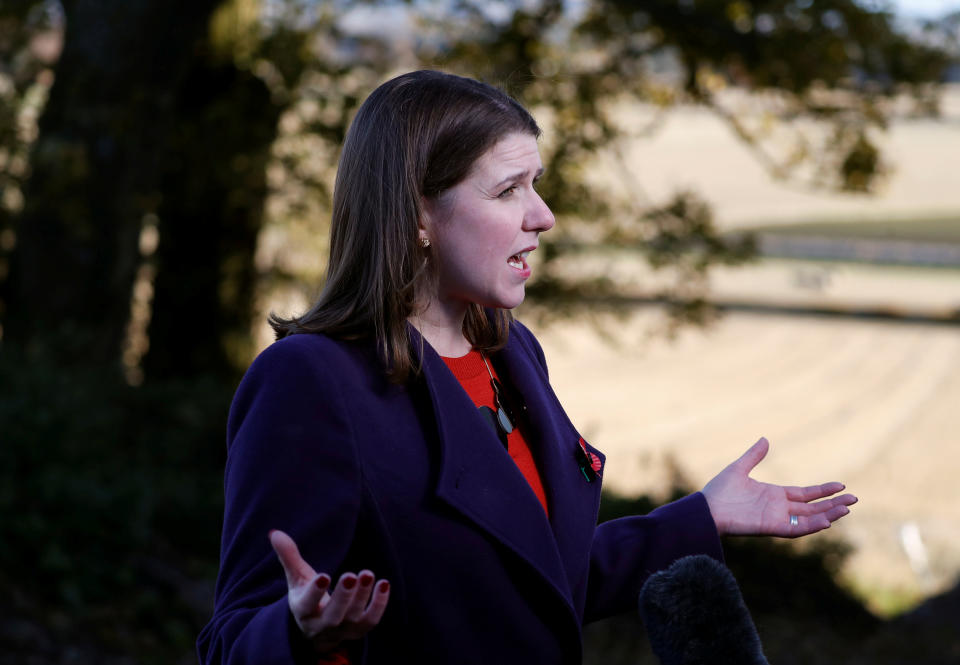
[268,529,390,653]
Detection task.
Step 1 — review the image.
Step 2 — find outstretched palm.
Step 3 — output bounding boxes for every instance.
[269,530,390,653]
[701,438,857,538]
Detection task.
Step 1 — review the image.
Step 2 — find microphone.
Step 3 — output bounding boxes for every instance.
[638,555,768,665]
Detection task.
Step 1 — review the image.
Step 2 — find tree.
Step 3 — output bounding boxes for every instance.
[142,21,286,380]
[3,0,223,371]
[0,1,59,339]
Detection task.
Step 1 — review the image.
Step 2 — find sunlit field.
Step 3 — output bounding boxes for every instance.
[522,84,960,617]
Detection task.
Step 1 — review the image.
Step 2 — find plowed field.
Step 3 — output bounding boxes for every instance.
[531,305,960,612]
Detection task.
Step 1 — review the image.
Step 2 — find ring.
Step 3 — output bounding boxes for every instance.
[790,515,799,527]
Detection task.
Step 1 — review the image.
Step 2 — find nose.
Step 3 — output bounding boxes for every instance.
[523,191,555,233]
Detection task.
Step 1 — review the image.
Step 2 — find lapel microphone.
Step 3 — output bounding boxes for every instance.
[638,555,769,665]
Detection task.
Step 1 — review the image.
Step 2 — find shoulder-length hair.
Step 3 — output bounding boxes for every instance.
[269,70,541,382]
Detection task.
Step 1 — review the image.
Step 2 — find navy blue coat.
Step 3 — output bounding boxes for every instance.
[197,321,723,664]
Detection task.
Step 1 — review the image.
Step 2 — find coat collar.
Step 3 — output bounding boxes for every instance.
[410,323,604,622]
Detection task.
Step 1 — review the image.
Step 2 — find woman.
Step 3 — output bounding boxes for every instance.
[197,70,856,664]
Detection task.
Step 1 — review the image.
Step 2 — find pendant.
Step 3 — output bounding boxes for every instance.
[478,405,509,450]
[490,377,514,435]
[496,405,514,434]
[479,353,515,445]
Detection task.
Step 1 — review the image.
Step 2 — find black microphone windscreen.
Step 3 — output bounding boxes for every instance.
[638,554,768,665]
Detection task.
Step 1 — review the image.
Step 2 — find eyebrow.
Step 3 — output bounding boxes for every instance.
[493,167,545,189]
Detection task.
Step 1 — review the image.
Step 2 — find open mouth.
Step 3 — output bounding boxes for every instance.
[507,251,530,270]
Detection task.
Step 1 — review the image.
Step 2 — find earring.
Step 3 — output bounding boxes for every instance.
[420,236,431,248]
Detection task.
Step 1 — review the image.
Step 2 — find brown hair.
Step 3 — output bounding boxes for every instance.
[269,70,541,382]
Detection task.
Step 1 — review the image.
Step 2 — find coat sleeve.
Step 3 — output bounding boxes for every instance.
[197,336,363,665]
[583,492,724,623]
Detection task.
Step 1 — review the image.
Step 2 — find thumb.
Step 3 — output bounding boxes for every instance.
[269,529,316,588]
[734,437,769,474]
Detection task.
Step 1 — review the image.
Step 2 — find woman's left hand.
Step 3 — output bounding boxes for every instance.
[701,437,858,538]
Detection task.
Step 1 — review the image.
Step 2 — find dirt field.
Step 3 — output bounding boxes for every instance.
[606,86,960,230]
[527,292,960,614]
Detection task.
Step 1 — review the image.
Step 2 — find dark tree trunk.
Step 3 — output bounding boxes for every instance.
[144,59,280,380]
[3,0,220,368]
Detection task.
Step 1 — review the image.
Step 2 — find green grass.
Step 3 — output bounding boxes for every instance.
[844,577,929,619]
[743,216,960,243]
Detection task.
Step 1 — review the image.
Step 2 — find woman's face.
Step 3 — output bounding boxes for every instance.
[421,132,555,313]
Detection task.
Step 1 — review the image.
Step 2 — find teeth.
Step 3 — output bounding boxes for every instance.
[508,250,531,269]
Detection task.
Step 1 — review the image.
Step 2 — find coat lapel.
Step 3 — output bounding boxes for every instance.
[414,333,577,617]
[496,326,606,598]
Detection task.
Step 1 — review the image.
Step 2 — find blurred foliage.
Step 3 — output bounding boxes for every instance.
[0,1,59,319]
[2,0,955,366]
[245,0,954,331]
[0,346,230,664]
[0,0,956,662]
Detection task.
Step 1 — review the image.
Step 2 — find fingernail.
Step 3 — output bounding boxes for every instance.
[268,529,277,537]
[315,574,330,589]
[341,575,357,590]
[359,572,374,586]
[377,580,390,593]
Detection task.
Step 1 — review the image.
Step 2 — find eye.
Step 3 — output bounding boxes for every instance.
[497,184,518,199]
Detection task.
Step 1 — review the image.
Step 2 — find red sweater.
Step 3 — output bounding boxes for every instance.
[441,349,549,516]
